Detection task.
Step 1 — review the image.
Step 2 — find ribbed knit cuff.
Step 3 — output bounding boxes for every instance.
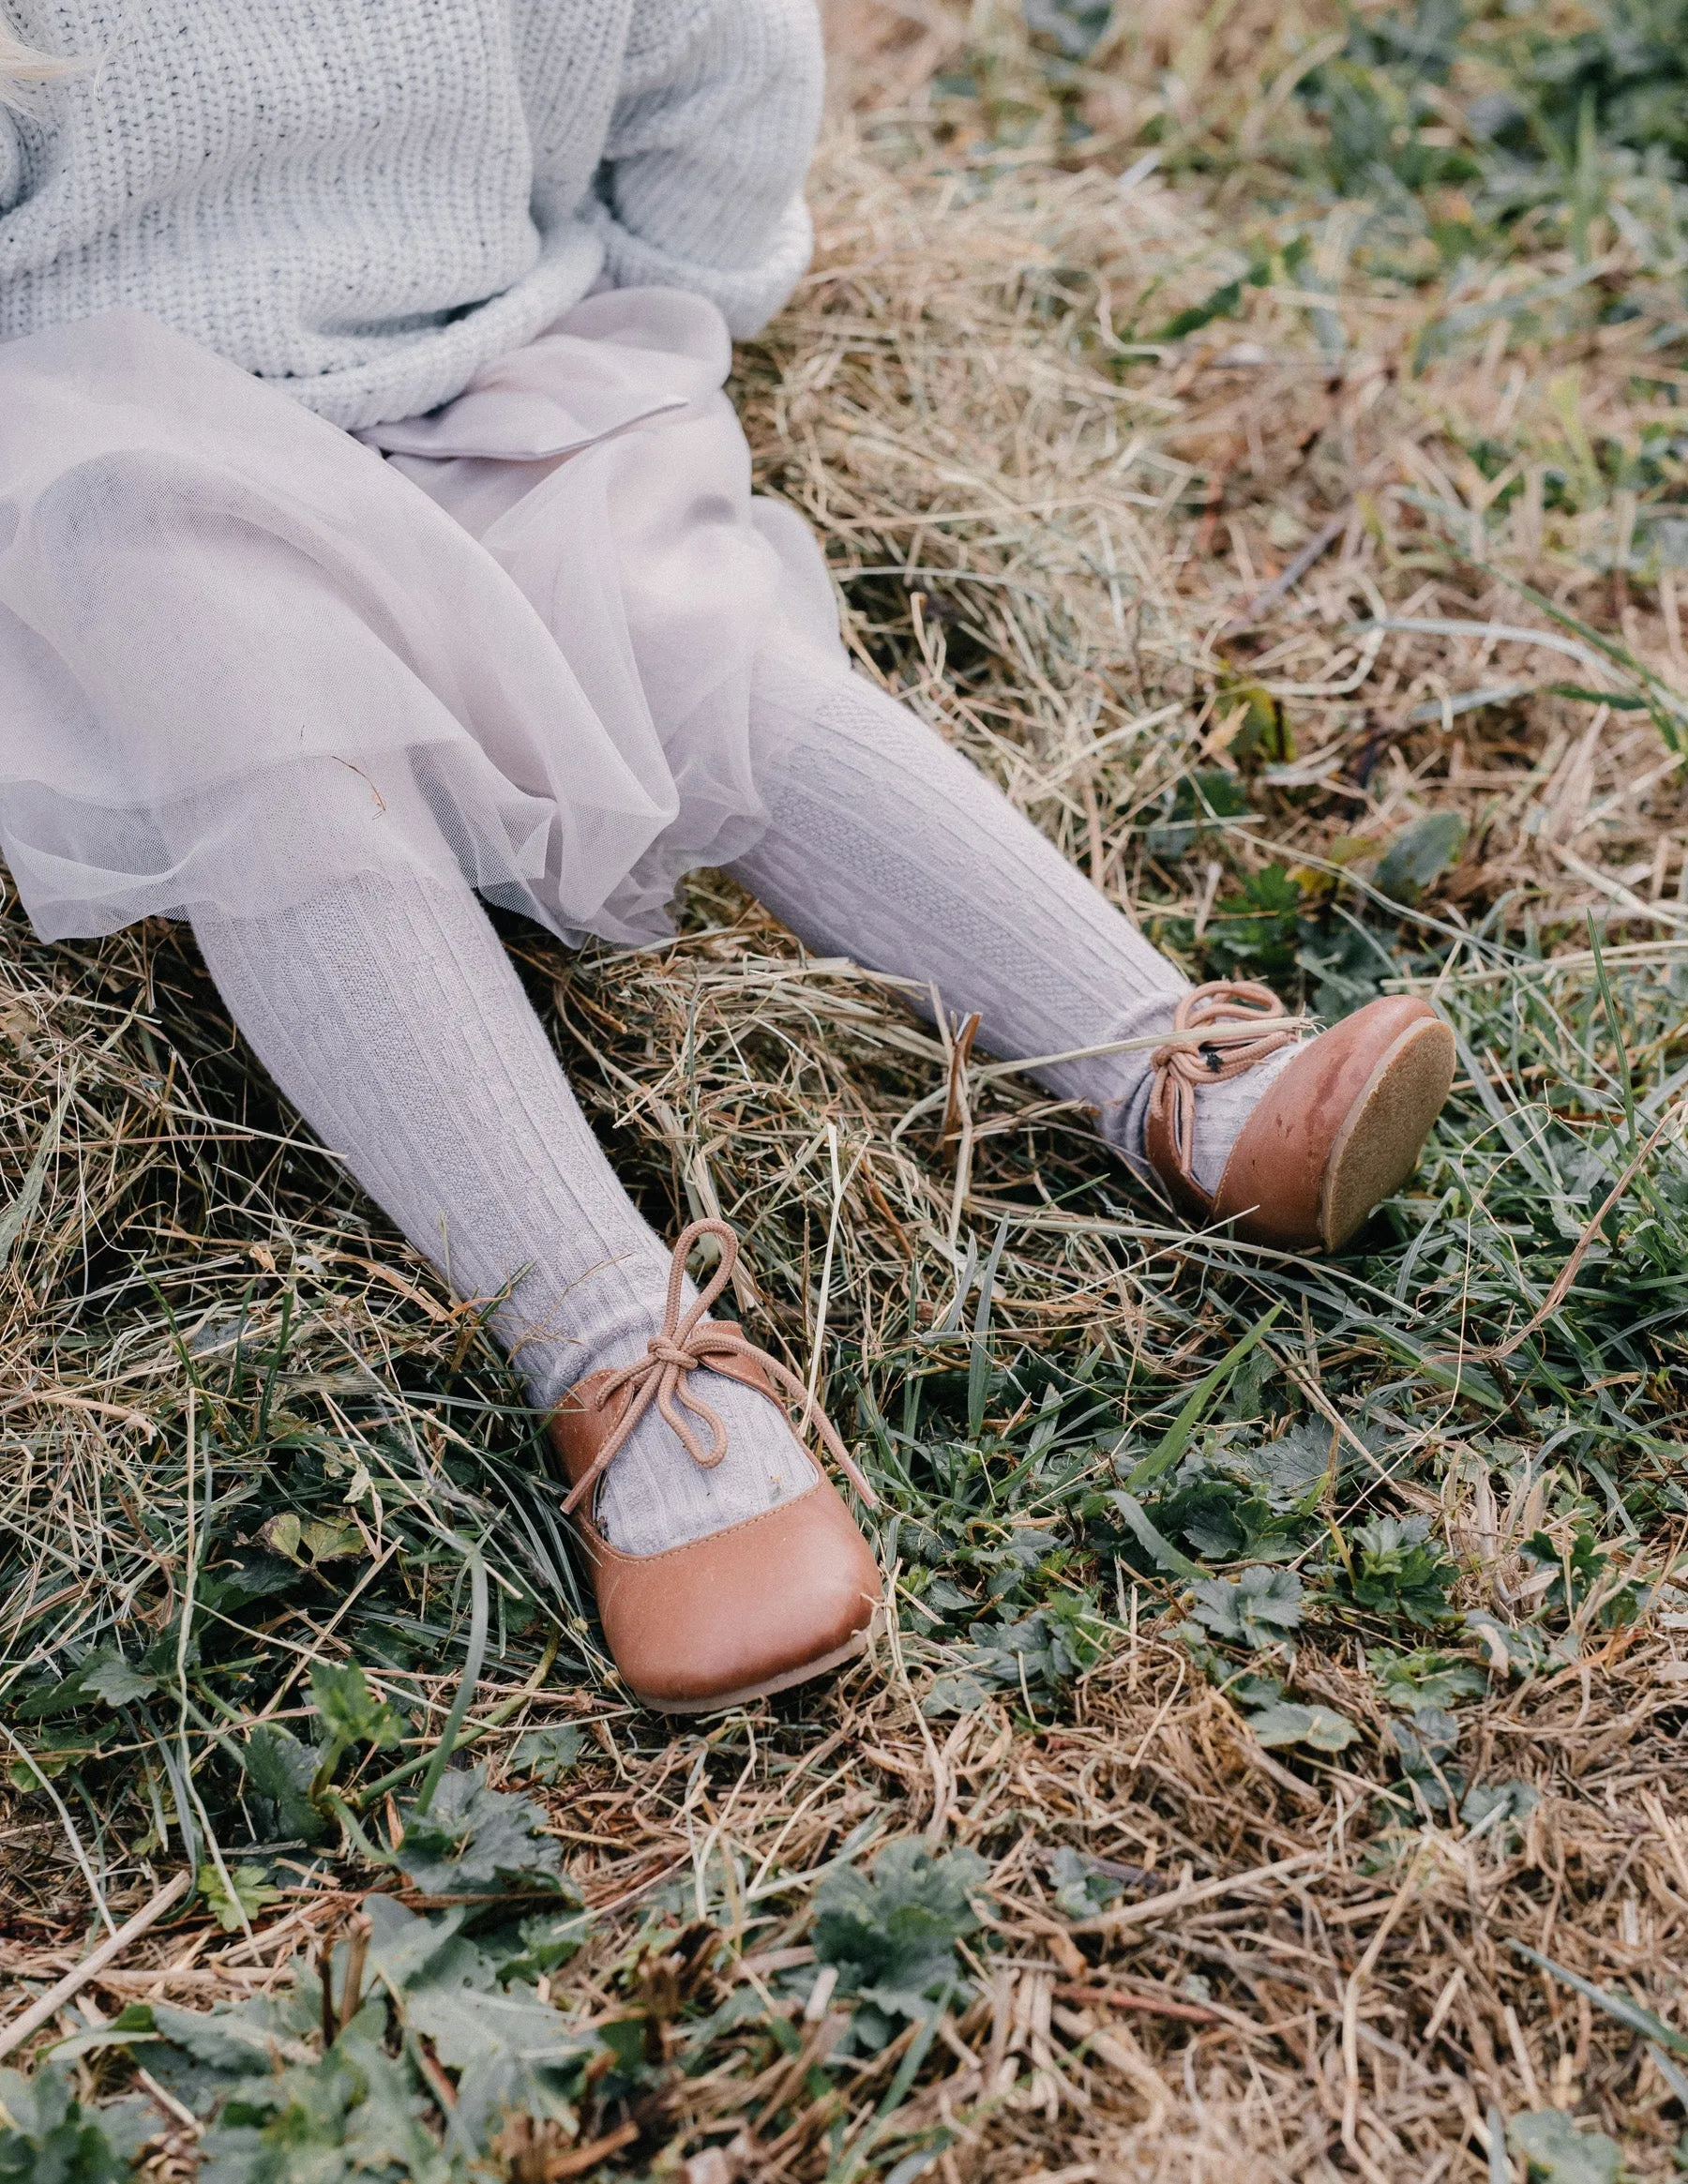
[588,194,812,338]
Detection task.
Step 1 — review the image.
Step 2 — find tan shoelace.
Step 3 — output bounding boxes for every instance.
[559,1217,880,1518]
[1147,980,1301,1197]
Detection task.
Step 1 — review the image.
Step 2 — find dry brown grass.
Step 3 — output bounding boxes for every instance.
[775,0,1688,943]
[5,2,1688,2178]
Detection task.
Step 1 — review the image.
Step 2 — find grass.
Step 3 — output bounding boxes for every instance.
[7,0,1688,2176]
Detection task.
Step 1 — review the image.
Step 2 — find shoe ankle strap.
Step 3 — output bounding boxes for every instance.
[559,1218,879,1518]
[1145,981,1302,1209]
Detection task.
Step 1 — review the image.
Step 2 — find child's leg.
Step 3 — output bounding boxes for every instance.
[729,650,1293,1195]
[189,866,819,1558]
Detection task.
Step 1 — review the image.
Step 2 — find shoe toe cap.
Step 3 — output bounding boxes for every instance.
[1213,996,1454,1250]
[594,1479,880,1710]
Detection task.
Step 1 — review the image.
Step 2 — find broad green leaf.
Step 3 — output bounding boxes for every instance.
[7,1743,73,1789]
[1106,1490,1204,1582]
[1508,2108,1622,2184]
[80,1655,159,1707]
[814,1838,987,2023]
[241,1725,331,1846]
[1048,1846,1124,1919]
[1375,812,1466,906]
[0,2062,129,2184]
[194,2035,449,2184]
[921,1672,992,1719]
[487,1905,594,1985]
[508,1725,583,1784]
[1465,1610,1562,1679]
[393,1767,564,1894]
[309,1662,404,1755]
[1143,769,1251,861]
[1246,1701,1358,1752]
[1459,1781,1538,1839]
[45,2003,165,2065]
[55,1896,601,2172]
[962,1592,1105,1695]
[1370,1647,1487,1712]
[15,1649,158,1720]
[196,1552,298,1615]
[148,1999,314,2073]
[1347,1515,1456,1628]
[13,1675,88,1723]
[1386,1708,1466,1815]
[1393,1704,1459,1759]
[299,1519,365,1564]
[1190,1565,1304,1649]
[262,1514,303,1564]
[1243,1420,1338,1507]
[1205,863,1304,980]
[361,1896,595,2148]
[361,1903,483,2010]
[409,1983,593,2148]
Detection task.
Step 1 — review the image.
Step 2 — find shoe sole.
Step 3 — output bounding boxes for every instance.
[631,1612,880,1716]
[1319,1016,1455,1250]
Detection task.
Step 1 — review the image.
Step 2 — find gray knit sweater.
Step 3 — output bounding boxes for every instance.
[0,0,821,428]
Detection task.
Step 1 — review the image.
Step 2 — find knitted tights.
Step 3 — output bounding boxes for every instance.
[729,652,1292,1187]
[191,651,1291,1554]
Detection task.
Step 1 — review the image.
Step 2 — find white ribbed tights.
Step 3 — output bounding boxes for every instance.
[191,651,1291,1554]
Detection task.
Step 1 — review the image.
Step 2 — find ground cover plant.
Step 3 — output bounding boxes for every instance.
[7,0,1688,2174]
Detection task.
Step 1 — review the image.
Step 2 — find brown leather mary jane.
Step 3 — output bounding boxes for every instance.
[1144,982,1454,1253]
[549,1219,882,1714]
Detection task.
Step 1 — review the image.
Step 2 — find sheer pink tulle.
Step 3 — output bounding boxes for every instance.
[0,288,844,942]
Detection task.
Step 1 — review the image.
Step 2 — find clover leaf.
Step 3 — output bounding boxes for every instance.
[199,1863,286,1934]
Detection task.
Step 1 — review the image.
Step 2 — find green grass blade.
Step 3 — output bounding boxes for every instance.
[411,1543,490,1816]
[1123,1303,1283,1494]
[1487,2103,1510,2184]
[1106,1489,1205,1582]
[968,1216,1011,1440]
[1511,1940,1688,2057]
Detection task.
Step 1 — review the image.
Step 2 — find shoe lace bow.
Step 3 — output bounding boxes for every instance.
[560,1218,879,1516]
[1146,979,1302,1195]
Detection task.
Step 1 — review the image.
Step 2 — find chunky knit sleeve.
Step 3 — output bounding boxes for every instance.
[590,0,822,338]
[0,109,22,217]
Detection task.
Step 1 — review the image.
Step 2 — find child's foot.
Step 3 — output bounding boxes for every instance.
[549,1221,881,1712]
[1142,983,1454,1252]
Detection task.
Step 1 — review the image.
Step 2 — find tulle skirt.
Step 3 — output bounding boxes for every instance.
[0,290,845,943]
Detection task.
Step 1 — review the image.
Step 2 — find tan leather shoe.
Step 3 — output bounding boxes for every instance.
[1144,983,1454,1253]
[548,1219,882,1714]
